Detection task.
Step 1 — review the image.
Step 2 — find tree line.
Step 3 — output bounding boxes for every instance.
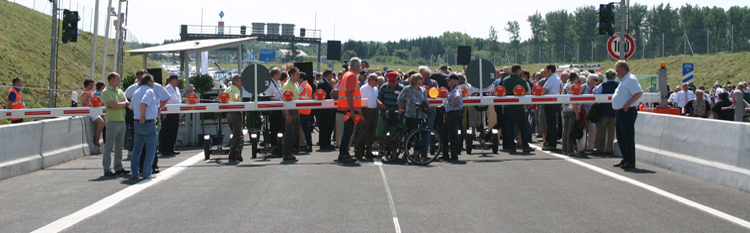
[337,3,750,66]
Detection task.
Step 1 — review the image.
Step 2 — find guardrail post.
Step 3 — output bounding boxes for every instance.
[657,63,668,107]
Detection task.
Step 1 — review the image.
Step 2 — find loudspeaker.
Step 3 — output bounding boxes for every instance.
[294,62,314,83]
[457,46,471,65]
[147,68,163,85]
[327,40,341,60]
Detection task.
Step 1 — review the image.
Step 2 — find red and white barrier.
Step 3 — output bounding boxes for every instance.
[1,93,660,119]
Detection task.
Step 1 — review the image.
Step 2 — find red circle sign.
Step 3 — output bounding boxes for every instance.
[607,33,635,60]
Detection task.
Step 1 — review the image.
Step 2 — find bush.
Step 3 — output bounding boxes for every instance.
[121,74,137,91]
[190,74,214,94]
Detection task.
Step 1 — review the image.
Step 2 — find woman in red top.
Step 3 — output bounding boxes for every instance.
[81,79,105,147]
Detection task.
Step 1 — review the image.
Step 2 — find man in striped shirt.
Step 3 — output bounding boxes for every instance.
[376,71,405,152]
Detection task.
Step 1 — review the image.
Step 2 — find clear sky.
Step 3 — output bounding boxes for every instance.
[12,0,749,44]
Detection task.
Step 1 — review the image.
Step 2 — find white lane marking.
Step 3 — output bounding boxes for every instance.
[32,152,206,233]
[530,145,750,230]
[373,158,402,233]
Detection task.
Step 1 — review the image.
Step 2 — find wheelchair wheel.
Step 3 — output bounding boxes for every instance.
[491,134,499,154]
[204,139,211,160]
[465,133,473,155]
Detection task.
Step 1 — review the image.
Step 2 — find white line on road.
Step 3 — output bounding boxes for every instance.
[373,158,402,233]
[32,152,206,233]
[531,145,750,230]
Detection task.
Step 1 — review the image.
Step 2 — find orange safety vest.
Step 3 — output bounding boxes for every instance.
[337,71,362,112]
[299,81,313,115]
[7,87,25,121]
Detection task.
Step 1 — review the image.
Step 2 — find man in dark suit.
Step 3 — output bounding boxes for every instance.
[316,69,337,150]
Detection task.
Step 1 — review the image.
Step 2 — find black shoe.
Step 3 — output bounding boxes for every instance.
[152,168,160,174]
[104,171,116,177]
[620,163,635,169]
[319,145,336,150]
[283,156,297,161]
[613,162,624,167]
[336,156,357,163]
[114,169,131,175]
[172,151,181,155]
[523,147,536,153]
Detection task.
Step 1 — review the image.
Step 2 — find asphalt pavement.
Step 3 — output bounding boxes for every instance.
[2,133,750,233]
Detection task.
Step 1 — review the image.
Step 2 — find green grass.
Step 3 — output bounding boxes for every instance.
[0,0,163,110]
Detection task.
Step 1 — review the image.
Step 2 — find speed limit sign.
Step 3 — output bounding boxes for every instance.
[607,33,635,60]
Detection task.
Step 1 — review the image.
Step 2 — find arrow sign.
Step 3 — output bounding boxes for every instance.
[682,63,694,86]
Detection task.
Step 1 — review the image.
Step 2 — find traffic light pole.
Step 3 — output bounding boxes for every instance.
[619,0,627,60]
[49,0,58,108]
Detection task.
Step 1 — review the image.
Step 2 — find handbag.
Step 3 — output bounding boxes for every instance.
[587,103,601,123]
[570,121,584,140]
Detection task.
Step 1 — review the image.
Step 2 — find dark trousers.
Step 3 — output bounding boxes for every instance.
[283,110,300,157]
[299,114,313,148]
[339,113,355,157]
[125,108,134,151]
[355,108,379,157]
[227,112,244,160]
[445,110,463,158]
[493,105,505,130]
[11,119,23,124]
[544,104,560,148]
[269,110,284,146]
[159,114,180,155]
[505,107,531,150]
[615,107,638,165]
[317,109,336,147]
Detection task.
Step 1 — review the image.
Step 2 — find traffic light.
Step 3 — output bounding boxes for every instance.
[597,3,615,36]
[61,9,80,43]
[300,28,306,37]
[240,25,246,35]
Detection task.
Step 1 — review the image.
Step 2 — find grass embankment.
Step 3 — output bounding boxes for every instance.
[0,0,163,113]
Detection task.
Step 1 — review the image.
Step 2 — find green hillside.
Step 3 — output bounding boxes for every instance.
[0,0,162,110]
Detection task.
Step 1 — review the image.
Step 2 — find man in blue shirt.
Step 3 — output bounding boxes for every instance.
[441,73,463,161]
[130,74,169,179]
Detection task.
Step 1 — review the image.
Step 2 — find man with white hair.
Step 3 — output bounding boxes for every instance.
[672,83,696,109]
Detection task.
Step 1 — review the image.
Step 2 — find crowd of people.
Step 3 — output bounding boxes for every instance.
[258,58,642,169]
[668,80,750,120]
[11,58,750,175]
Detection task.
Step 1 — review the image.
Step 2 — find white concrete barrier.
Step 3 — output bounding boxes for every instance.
[617,112,750,192]
[0,117,97,180]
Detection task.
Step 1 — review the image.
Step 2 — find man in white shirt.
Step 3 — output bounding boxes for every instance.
[672,83,696,108]
[541,64,561,150]
[611,61,643,170]
[262,67,285,155]
[160,74,182,156]
[130,74,169,179]
[354,74,380,160]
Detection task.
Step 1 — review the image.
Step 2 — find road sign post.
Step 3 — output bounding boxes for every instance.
[607,33,635,60]
[682,63,694,86]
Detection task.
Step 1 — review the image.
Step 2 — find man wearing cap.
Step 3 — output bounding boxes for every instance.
[359,70,368,86]
[160,74,182,156]
[442,73,463,161]
[376,71,405,154]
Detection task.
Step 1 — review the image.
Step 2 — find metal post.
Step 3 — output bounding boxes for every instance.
[731,24,734,53]
[90,0,99,81]
[619,0,626,60]
[479,59,483,97]
[657,64,668,107]
[661,33,664,57]
[317,43,321,73]
[142,54,147,69]
[734,90,744,122]
[100,0,112,80]
[112,0,122,73]
[591,42,594,61]
[238,45,242,74]
[49,0,58,108]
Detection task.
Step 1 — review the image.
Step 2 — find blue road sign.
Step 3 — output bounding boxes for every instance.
[383,67,388,72]
[682,63,694,86]
[219,11,224,19]
[259,49,276,62]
